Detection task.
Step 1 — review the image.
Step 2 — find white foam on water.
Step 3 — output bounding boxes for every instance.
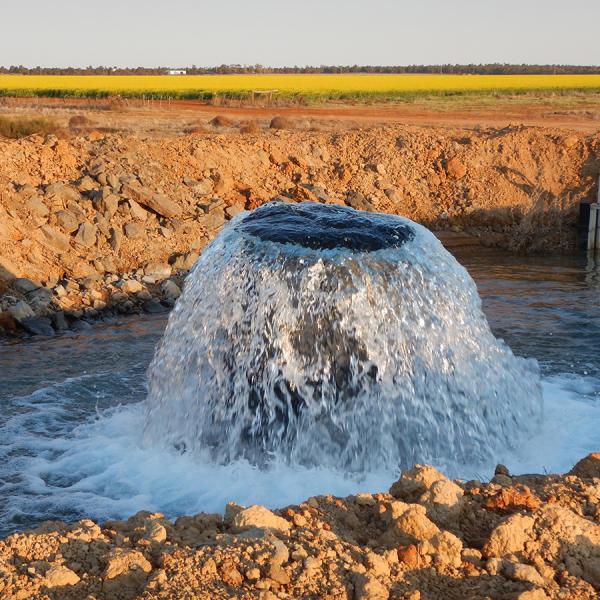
[0,373,597,532]
[1,400,392,527]
[493,375,600,476]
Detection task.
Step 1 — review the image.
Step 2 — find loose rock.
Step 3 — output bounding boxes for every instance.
[44,565,80,587]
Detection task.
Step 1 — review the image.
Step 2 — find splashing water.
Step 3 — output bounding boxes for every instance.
[144,202,543,471]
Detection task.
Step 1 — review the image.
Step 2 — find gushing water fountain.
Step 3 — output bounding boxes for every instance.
[144,202,542,471]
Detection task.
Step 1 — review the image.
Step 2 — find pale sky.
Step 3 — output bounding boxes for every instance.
[2,0,599,68]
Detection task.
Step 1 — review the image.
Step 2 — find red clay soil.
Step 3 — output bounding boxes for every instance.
[0,124,599,291]
[3,95,600,132]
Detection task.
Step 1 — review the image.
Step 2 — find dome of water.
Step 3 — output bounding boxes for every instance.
[144,202,543,471]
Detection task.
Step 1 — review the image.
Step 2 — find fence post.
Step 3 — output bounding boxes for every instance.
[588,175,600,253]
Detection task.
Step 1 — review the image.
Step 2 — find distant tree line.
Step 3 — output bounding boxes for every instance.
[1,64,600,75]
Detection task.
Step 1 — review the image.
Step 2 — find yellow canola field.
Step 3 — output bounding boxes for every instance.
[1,74,600,98]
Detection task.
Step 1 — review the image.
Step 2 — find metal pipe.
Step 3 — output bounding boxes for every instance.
[588,176,600,253]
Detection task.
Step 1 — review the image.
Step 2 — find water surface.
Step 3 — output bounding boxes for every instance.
[0,250,598,537]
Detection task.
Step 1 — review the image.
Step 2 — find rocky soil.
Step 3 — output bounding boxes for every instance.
[0,454,599,599]
[0,125,599,336]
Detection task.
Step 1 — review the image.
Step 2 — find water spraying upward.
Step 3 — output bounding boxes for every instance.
[144,202,543,471]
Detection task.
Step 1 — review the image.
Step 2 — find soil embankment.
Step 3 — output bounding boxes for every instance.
[0,454,599,599]
[0,124,599,336]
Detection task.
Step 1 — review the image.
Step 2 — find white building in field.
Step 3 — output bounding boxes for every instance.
[167,69,187,75]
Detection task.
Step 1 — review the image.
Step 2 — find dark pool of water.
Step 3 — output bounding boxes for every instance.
[458,250,600,378]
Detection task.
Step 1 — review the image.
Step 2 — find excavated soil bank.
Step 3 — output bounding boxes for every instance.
[0,124,599,336]
[0,454,599,599]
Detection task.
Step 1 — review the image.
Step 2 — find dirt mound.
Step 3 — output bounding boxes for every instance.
[0,454,598,599]
[210,115,235,127]
[182,122,209,135]
[270,115,296,130]
[0,124,598,335]
[239,119,261,134]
